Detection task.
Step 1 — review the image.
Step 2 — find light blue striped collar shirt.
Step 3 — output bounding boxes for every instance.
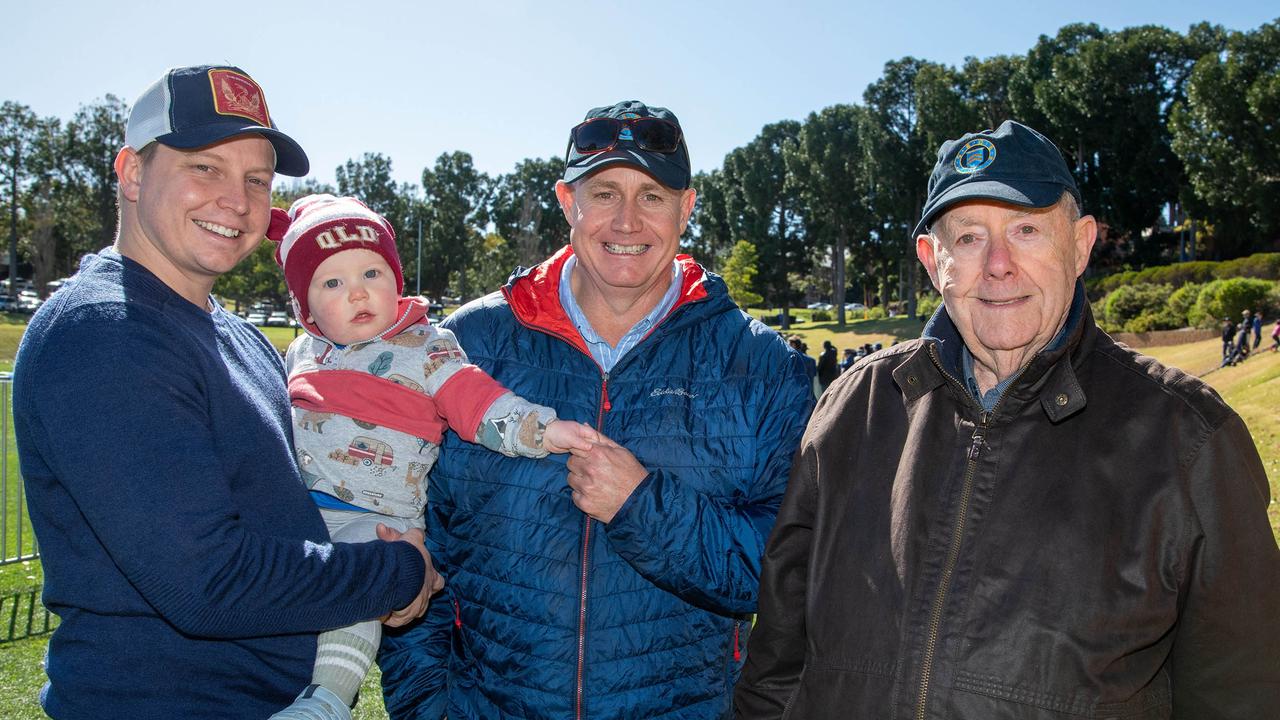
[558,255,683,372]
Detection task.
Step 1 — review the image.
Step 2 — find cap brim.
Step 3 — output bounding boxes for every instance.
[564,148,689,190]
[912,178,1069,239]
[156,123,310,177]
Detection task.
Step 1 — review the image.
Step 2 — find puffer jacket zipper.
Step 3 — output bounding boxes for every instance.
[576,372,611,719]
[498,302,607,720]
[500,274,706,719]
[577,512,591,720]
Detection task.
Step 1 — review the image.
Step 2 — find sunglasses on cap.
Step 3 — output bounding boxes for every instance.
[568,117,683,157]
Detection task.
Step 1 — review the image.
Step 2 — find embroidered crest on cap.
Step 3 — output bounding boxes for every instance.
[954,138,996,174]
[207,69,271,127]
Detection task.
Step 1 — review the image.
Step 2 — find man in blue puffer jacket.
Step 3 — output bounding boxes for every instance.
[378,101,814,719]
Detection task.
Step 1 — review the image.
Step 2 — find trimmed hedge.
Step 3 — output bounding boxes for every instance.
[1089,253,1280,296]
[1213,254,1280,281]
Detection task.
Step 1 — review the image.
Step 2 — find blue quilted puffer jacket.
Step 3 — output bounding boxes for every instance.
[378,248,814,719]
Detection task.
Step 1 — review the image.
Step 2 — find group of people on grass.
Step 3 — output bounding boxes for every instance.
[1221,308,1280,366]
[788,337,885,396]
[13,64,1279,720]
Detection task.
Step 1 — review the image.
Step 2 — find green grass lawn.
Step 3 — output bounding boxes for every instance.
[0,318,1277,719]
[747,307,924,354]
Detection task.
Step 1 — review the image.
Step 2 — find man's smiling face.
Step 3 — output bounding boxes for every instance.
[130,135,275,293]
[917,195,1096,365]
[556,165,695,305]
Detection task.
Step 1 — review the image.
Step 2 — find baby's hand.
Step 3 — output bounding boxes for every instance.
[543,420,599,454]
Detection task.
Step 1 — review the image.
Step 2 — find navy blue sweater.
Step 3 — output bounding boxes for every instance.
[14,250,425,719]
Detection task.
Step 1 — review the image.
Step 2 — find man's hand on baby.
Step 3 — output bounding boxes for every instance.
[543,420,599,454]
[375,524,445,627]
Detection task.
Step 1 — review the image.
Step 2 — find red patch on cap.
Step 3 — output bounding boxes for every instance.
[207,69,271,127]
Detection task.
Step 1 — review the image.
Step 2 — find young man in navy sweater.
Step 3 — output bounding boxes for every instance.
[13,65,440,720]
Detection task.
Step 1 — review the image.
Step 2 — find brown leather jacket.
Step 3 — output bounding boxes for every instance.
[736,293,1280,720]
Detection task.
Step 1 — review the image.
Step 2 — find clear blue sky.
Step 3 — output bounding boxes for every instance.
[6,1,1276,190]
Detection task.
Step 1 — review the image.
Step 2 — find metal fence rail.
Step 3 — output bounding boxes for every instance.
[1,373,39,567]
[0,371,55,643]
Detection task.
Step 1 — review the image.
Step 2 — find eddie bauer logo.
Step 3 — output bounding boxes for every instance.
[650,387,697,399]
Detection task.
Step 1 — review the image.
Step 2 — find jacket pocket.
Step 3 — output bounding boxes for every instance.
[1093,672,1171,720]
[723,618,746,709]
[953,670,1172,719]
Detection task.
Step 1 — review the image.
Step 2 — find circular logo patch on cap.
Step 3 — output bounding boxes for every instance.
[954,138,996,174]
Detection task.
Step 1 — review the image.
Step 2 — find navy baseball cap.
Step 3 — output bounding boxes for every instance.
[564,101,691,190]
[913,120,1080,238]
[125,65,309,177]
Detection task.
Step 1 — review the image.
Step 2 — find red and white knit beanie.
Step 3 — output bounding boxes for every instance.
[268,194,403,322]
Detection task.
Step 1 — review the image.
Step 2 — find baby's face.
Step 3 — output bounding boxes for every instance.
[306,249,399,345]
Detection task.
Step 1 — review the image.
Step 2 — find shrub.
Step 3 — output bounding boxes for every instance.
[1094,269,1140,295]
[1189,278,1275,327]
[1124,313,1171,333]
[1092,298,1117,332]
[1102,283,1175,330]
[1089,253,1280,298]
[1138,261,1218,287]
[811,310,832,322]
[1166,283,1203,327]
[1214,253,1280,281]
[916,293,942,319]
[867,306,887,320]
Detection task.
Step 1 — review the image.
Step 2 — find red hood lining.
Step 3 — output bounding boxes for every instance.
[502,246,708,356]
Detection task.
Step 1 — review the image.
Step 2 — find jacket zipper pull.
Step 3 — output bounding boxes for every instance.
[601,373,611,414]
[968,430,984,461]
[453,598,462,628]
[733,622,741,661]
[968,412,990,461]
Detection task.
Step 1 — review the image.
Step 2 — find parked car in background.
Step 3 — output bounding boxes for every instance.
[806,301,833,311]
[266,311,291,327]
[760,313,805,326]
[17,290,43,313]
[844,302,867,312]
[246,312,267,326]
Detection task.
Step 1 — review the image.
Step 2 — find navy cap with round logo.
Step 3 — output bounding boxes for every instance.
[563,100,691,190]
[912,120,1080,239]
[125,65,309,177]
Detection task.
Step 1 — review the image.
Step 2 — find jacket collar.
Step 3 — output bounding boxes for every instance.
[501,244,713,357]
[899,281,1091,422]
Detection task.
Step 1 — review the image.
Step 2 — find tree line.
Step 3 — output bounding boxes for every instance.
[2,19,1277,322]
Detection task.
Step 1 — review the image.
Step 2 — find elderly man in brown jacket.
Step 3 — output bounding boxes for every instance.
[735,121,1280,720]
